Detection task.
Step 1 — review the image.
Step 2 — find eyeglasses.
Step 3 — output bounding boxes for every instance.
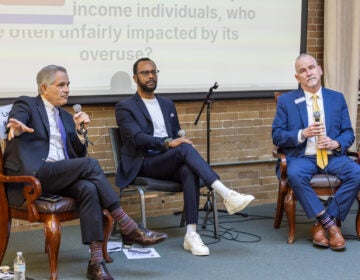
[136,70,160,77]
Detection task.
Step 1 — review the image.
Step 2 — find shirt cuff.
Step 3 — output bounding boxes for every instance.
[298,129,305,144]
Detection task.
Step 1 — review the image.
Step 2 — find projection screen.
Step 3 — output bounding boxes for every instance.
[0,0,305,102]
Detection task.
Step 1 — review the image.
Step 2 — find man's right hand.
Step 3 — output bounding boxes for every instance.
[6,118,34,141]
[168,136,193,148]
[303,122,325,139]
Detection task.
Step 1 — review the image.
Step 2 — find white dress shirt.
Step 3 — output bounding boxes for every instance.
[41,96,66,162]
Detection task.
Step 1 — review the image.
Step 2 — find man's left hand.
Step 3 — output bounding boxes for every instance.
[317,136,340,150]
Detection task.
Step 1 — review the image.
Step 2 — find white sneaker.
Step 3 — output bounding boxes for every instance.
[183,232,210,256]
[224,190,255,215]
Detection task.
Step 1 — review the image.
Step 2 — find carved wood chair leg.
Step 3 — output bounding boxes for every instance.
[43,215,61,280]
[356,198,360,238]
[285,189,296,244]
[274,185,286,228]
[0,214,11,265]
[102,210,114,263]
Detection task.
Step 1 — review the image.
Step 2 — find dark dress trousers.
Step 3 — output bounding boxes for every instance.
[4,95,119,243]
[115,93,219,224]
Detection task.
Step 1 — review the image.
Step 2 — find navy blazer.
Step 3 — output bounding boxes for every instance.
[4,95,86,205]
[114,93,181,188]
[272,88,354,161]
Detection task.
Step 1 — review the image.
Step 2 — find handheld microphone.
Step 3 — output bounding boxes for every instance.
[72,104,93,145]
[313,111,320,122]
[73,104,82,114]
[178,129,186,137]
[73,104,85,131]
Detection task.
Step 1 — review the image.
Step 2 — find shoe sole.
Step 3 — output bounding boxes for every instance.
[183,243,210,256]
[121,234,168,247]
[226,196,255,215]
[312,240,330,248]
[330,243,346,250]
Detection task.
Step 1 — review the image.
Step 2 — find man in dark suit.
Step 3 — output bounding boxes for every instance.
[115,57,255,256]
[5,65,167,280]
[272,53,360,250]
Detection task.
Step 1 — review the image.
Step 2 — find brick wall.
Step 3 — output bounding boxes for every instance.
[60,0,327,219]
[76,98,279,219]
[307,0,324,65]
[11,1,329,228]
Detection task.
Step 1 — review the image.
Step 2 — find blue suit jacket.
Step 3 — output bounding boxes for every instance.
[114,93,181,188]
[4,95,86,205]
[272,87,354,161]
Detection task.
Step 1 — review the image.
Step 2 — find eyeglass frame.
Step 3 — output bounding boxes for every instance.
[136,70,160,77]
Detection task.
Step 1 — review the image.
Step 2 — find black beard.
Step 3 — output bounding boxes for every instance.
[138,80,157,92]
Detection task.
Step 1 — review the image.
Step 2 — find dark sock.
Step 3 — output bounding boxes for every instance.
[317,212,335,230]
[89,241,103,265]
[110,207,138,235]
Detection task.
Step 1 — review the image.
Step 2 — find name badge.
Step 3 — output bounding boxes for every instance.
[294,97,306,104]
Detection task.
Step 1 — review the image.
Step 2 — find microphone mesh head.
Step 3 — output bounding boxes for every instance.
[73,104,82,113]
[313,111,320,121]
[178,130,186,137]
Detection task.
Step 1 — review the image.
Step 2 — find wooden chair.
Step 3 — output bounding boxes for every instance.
[109,127,219,239]
[0,140,114,280]
[272,91,360,243]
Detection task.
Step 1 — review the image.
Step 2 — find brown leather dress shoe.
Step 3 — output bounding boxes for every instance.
[121,224,168,247]
[311,222,329,248]
[327,225,346,250]
[87,260,114,280]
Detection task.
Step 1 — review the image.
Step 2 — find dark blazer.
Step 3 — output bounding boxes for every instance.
[114,93,181,188]
[272,87,354,161]
[4,95,86,205]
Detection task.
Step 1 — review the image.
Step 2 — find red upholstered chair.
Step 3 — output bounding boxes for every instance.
[0,140,114,280]
[272,92,360,243]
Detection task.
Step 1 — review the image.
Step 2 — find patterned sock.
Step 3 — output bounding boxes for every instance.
[89,241,103,265]
[317,212,335,230]
[110,207,138,235]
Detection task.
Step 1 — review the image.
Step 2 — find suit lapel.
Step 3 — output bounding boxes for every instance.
[295,89,308,127]
[322,88,332,133]
[157,97,172,136]
[35,96,50,137]
[135,93,152,122]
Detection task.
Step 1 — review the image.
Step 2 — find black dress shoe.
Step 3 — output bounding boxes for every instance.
[121,224,168,247]
[87,260,114,280]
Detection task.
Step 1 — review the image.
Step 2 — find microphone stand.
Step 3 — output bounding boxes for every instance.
[194,82,218,163]
[194,83,248,222]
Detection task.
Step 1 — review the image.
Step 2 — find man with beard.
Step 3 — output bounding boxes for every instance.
[115,57,255,256]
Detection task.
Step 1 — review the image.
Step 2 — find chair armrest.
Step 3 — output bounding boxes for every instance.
[0,174,42,222]
[272,146,287,179]
[346,150,360,164]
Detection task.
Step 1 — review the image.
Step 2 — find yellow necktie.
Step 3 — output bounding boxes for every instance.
[312,95,328,169]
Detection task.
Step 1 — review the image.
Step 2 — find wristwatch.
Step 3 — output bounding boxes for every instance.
[164,137,173,150]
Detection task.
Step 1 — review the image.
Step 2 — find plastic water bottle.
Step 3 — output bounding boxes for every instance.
[13,251,26,280]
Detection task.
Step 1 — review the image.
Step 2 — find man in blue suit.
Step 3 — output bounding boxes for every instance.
[115,57,255,256]
[5,65,167,280]
[272,53,360,250]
